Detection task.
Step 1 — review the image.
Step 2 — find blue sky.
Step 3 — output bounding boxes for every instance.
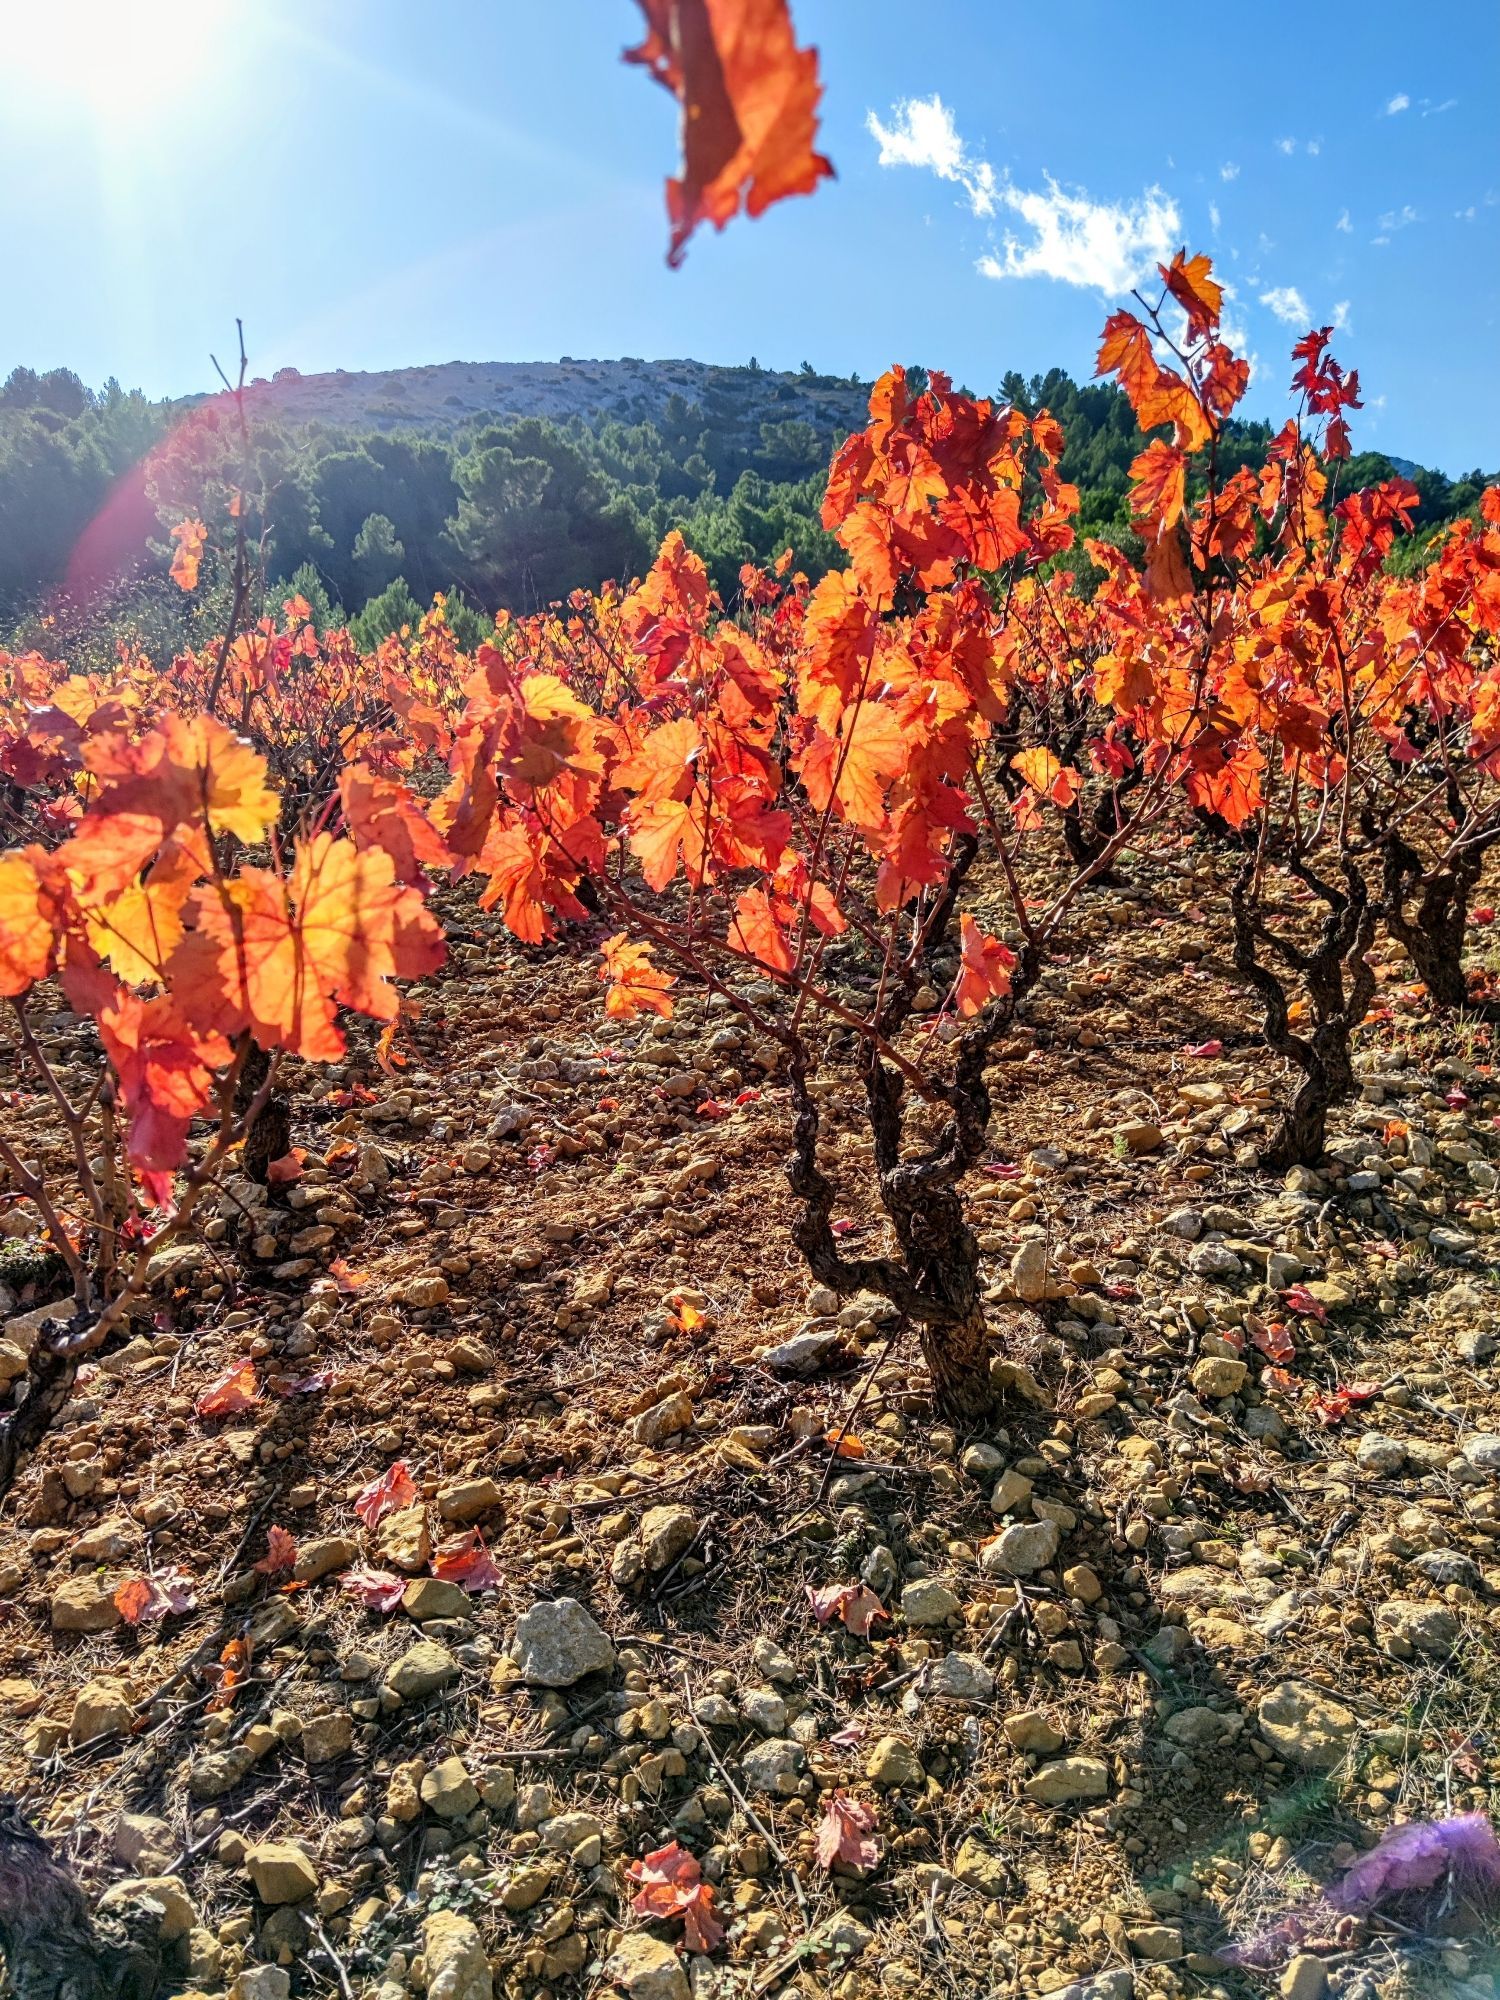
[2,0,1495,472]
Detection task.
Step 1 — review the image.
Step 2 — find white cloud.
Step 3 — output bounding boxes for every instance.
[1220,161,1240,181]
[1260,285,1311,325]
[1423,97,1458,115]
[1458,203,1477,220]
[1307,138,1322,156]
[1336,208,1352,233]
[866,97,1185,300]
[1332,300,1351,332]
[1275,137,1297,154]
[977,178,1181,295]
[1377,203,1420,232]
[1385,92,1410,114]
[866,95,996,217]
[1209,200,1221,231]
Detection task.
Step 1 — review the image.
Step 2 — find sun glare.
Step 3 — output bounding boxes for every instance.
[5,0,227,123]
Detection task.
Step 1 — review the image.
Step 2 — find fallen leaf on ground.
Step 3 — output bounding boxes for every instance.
[430,1529,501,1593]
[340,1567,407,1612]
[195,1358,261,1419]
[807,1581,887,1637]
[627,1840,726,1953]
[354,1460,417,1529]
[115,1569,197,1625]
[814,1791,880,1871]
[253,1526,298,1575]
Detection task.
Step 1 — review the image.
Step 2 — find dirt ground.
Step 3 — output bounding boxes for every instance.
[2,844,1499,2000]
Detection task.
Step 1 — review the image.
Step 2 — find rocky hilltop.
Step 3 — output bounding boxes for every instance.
[224,356,873,445]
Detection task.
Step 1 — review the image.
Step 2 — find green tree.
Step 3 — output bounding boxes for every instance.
[445,419,648,608]
[350,576,422,650]
[352,512,404,598]
[281,561,344,633]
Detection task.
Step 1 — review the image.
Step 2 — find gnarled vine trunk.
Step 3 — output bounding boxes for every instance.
[782,844,1042,1420]
[1380,821,1497,1016]
[1231,853,1378,1169]
[0,1799,162,2000]
[236,1042,290,1185]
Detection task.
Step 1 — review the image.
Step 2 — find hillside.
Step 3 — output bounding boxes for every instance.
[2,355,1492,659]
[228,356,874,451]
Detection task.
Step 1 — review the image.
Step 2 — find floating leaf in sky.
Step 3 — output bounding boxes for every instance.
[625,0,834,268]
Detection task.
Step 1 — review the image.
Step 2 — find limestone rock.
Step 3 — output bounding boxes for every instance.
[1280,1954,1328,2000]
[981,1518,1059,1577]
[901,1578,960,1625]
[97,1876,194,1942]
[385,1640,459,1701]
[512,1598,616,1686]
[1003,1710,1064,1754]
[376,1504,431,1572]
[1375,1600,1461,1658]
[231,1970,291,2000]
[1163,1705,1240,1749]
[499,1862,552,1913]
[639,1504,697,1570]
[1190,1356,1248,1400]
[245,1840,318,1904]
[1128,1925,1182,1962]
[70,1676,135,1744]
[926,1652,995,1701]
[424,1910,493,2000]
[1256,1681,1357,1769]
[953,1835,1009,1896]
[437,1478,503,1523]
[402,1577,472,1622]
[865,1734,925,1789]
[1010,1239,1063,1303]
[1024,1756,1109,1805]
[292,1536,357,1582]
[113,1813,175,1876]
[741,1737,804,1795]
[51,1572,124,1634]
[300,1710,353,1764]
[602,1933,689,2000]
[631,1390,694,1447]
[421,1755,481,1819]
[1118,1120,1164,1154]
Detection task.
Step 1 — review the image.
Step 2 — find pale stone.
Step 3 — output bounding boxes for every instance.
[245,1840,318,1904]
[1024,1756,1109,1804]
[512,1598,615,1685]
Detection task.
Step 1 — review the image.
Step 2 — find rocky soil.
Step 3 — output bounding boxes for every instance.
[2,850,1499,2000]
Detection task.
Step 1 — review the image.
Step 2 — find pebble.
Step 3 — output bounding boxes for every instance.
[1256,1681,1357,1769]
[980,1518,1060,1577]
[1190,1356,1247,1399]
[741,1736,804,1794]
[245,1840,318,1905]
[603,1934,689,2000]
[1024,1756,1109,1804]
[511,1599,616,1685]
[901,1578,961,1624]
